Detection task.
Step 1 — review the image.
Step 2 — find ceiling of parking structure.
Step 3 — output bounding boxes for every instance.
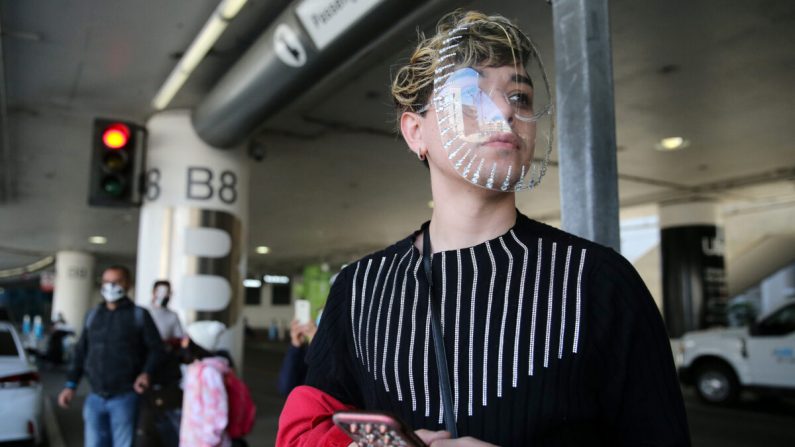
[2,0,795,275]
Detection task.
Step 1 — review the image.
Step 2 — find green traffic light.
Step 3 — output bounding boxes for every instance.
[101,176,124,196]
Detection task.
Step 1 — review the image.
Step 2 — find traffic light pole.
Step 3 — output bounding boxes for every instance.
[0,20,14,203]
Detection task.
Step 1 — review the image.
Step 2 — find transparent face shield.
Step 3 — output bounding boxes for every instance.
[425,25,553,192]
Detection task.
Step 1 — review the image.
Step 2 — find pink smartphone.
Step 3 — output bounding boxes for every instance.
[332,411,427,446]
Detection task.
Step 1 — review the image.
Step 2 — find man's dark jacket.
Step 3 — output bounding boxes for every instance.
[66,298,164,396]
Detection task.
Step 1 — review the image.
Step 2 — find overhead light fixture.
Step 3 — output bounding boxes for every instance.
[243,279,262,288]
[263,274,290,284]
[88,236,107,244]
[255,246,271,254]
[655,137,689,152]
[151,0,249,110]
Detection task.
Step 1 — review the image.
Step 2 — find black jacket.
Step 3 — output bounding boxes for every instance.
[66,298,164,396]
[306,214,691,446]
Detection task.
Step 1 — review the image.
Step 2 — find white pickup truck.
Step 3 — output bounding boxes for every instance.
[677,299,795,404]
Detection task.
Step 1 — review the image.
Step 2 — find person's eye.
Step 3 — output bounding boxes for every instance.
[508,92,532,108]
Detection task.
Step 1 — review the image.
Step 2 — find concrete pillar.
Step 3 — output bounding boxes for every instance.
[52,251,95,334]
[660,200,728,337]
[135,110,249,368]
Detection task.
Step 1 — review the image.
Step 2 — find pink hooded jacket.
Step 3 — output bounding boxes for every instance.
[180,357,232,447]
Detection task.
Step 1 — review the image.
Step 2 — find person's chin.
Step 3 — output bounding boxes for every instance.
[485,150,527,168]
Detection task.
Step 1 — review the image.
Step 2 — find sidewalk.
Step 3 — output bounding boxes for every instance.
[41,337,291,446]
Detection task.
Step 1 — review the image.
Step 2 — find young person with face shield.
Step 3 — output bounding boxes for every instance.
[58,265,164,447]
[277,11,689,447]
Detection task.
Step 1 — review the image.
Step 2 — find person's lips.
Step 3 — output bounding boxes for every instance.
[481,133,521,150]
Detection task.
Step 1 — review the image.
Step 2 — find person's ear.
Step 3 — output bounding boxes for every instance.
[400,111,427,160]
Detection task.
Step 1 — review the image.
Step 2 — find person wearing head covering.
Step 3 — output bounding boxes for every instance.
[180,321,232,447]
[277,10,689,447]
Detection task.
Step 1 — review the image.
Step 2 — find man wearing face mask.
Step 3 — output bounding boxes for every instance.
[149,280,184,342]
[138,280,185,447]
[58,265,164,447]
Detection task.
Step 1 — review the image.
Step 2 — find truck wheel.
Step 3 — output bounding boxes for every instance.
[694,362,739,405]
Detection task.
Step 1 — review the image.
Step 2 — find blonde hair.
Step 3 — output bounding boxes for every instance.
[391,10,533,128]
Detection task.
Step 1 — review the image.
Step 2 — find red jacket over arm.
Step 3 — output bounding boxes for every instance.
[276,385,356,447]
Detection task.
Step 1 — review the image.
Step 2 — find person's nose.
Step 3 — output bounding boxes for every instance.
[489,89,515,123]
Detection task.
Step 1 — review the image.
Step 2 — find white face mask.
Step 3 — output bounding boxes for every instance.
[101,282,126,302]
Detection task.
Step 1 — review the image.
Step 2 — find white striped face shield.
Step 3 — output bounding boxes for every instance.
[424,24,553,192]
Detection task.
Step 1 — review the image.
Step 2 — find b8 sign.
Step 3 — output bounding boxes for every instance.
[145,167,238,204]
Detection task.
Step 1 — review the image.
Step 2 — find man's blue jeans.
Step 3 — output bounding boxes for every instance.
[83,391,140,447]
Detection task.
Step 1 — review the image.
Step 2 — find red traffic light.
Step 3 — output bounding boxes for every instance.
[90,118,146,208]
[102,123,130,149]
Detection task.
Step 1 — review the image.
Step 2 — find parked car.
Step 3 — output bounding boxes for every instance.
[678,299,795,405]
[0,322,44,445]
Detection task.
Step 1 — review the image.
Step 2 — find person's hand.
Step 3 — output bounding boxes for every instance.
[57,388,75,409]
[429,437,498,446]
[289,320,303,348]
[133,373,150,394]
[301,320,318,342]
[415,429,452,445]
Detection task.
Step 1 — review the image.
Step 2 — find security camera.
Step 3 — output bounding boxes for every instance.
[248,141,266,162]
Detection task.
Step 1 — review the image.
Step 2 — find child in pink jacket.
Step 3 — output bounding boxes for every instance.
[180,321,231,447]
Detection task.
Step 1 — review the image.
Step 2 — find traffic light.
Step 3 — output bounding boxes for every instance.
[88,118,147,207]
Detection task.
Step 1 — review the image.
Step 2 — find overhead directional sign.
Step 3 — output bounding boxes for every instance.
[274,23,307,67]
[295,0,383,51]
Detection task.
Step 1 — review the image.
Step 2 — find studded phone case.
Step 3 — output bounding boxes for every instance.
[332,411,427,447]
